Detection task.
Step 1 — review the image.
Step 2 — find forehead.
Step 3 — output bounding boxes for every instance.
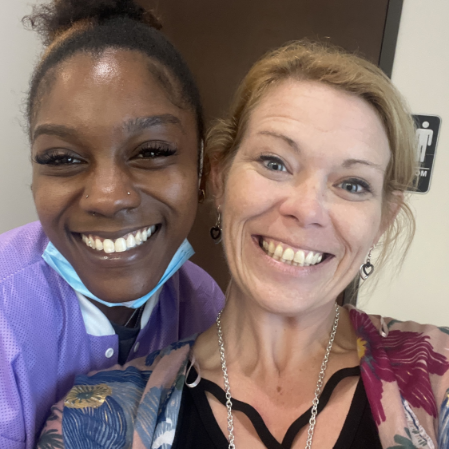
[245,79,390,167]
[32,49,194,133]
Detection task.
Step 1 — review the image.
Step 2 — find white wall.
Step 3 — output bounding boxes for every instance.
[0,2,41,233]
[359,0,449,326]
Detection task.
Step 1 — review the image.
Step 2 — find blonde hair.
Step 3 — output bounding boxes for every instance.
[206,40,417,283]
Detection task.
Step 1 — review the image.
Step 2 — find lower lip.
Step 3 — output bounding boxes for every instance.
[74,229,159,267]
[252,236,332,275]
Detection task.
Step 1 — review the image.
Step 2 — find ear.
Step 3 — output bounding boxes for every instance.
[210,157,226,207]
[374,190,403,244]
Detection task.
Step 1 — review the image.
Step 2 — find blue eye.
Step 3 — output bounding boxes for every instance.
[339,179,371,194]
[260,155,287,172]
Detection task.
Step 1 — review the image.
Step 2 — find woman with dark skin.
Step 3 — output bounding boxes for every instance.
[0,1,224,447]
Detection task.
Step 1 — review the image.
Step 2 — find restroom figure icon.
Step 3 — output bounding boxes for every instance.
[416,121,433,163]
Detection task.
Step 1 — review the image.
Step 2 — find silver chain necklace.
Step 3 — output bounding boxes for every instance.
[216,303,340,449]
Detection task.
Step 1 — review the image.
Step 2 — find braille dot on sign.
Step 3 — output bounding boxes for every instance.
[134,342,140,353]
[105,348,114,358]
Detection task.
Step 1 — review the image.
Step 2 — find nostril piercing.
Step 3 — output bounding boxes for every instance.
[86,195,89,198]
[127,192,130,195]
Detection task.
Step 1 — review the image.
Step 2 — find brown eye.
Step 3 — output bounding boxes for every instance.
[134,145,176,159]
[34,152,83,166]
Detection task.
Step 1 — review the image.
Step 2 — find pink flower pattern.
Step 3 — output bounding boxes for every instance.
[350,309,449,426]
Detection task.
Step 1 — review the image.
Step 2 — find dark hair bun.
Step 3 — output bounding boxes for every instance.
[24,0,162,46]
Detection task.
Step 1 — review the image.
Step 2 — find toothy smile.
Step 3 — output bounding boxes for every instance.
[81,225,157,254]
[259,237,325,267]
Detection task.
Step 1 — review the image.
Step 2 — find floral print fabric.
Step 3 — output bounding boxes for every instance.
[38,308,449,448]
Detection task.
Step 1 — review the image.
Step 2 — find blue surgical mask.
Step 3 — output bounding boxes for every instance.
[42,239,194,308]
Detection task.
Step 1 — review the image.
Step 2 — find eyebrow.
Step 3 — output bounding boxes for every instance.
[32,124,78,142]
[342,159,385,172]
[257,130,299,152]
[123,114,183,134]
[32,114,183,142]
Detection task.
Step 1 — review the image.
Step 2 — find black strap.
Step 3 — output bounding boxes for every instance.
[193,366,360,449]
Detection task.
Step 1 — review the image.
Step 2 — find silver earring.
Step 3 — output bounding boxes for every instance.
[210,206,222,243]
[360,247,375,280]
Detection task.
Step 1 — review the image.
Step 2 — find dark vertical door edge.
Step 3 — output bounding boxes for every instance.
[378,0,404,78]
[343,0,404,306]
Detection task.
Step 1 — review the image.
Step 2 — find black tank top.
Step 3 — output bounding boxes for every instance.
[172,365,382,449]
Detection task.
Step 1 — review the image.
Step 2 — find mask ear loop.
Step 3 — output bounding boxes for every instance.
[198,140,204,189]
[197,140,206,203]
[185,353,202,388]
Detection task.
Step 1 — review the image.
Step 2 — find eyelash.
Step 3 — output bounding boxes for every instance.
[259,155,287,172]
[34,151,82,166]
[134,144,177,159]
[339,178,372,194]
[33,143,177,167]
[257,155,372,195]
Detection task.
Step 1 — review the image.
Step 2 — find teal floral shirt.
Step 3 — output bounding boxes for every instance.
[38,307,449,449]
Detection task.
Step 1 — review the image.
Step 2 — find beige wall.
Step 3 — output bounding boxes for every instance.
[359,0,449,325]
[0,2,41,233]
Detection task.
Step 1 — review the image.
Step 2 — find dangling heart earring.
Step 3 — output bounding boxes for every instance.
[360,246,375,280]
[210,206,222,244]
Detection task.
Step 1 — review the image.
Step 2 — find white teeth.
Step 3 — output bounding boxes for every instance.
[95,239,103,251]
[126,234,136,249]
[281,248,294,262]
[274,244,283,260]
[262,239,323,268]
[103,239,115,253]
[82,225,156,253]
[115,237,127,253]
[294,250,305,265]
[305,251,315,266]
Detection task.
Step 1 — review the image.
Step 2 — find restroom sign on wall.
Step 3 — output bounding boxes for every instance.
[412,114,441,193]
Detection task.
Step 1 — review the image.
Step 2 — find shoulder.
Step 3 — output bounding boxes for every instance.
[348,305,449,354]
[0,221,49,283]
[44,337,196,449]
[349,306,449,418]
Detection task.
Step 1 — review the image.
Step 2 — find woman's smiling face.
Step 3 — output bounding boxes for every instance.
[31,49,199,302]
[216,80,392,315]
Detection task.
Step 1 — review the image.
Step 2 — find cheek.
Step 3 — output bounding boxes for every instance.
[146,166,198,222]
[331,201,383,253]
[32,176,71,225]
[224,168,274,223]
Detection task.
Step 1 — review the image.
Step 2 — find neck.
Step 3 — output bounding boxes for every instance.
[216,284,351,376]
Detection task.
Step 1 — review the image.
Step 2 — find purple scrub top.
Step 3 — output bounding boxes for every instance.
[0,221,225,449]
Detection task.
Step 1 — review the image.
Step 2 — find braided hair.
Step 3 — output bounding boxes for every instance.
[24,0,203,141]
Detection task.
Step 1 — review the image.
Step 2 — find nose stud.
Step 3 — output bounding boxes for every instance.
[127,192,130,195]
[86,195,89,198]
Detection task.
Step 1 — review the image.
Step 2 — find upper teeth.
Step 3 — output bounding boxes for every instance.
[81,225,156,253]
[262,239,323,267]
